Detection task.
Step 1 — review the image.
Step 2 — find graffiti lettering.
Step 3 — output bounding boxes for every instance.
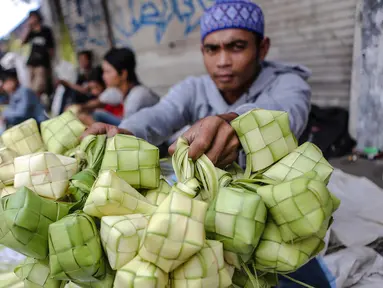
[112,0,214,44]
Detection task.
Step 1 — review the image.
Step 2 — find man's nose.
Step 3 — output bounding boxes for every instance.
[216,50,232,68]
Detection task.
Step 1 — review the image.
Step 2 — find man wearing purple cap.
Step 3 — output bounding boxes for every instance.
[84,0,311,167]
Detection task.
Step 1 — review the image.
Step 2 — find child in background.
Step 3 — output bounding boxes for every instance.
[0,68,47,128]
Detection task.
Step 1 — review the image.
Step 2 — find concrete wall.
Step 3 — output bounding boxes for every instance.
[61,0,358,107]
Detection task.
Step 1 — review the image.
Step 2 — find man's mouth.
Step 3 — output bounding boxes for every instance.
[215,74,234,83]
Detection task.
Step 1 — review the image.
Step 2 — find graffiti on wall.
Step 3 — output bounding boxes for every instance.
[110,0,214,46]
[60,0,109,54]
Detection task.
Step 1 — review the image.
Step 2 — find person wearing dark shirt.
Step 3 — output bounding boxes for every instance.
[58,50,95,107]
[21,10,55,96]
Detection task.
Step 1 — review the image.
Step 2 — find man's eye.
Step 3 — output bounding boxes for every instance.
[233,44,245,51]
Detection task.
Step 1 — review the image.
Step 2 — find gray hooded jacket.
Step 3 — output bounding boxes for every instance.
[119,61,312,146]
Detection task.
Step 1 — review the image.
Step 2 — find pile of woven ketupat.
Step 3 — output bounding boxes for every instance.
[0,109,339,288]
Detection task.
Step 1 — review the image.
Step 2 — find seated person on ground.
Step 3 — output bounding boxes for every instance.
[58,50,95,111]
[91,47,159,126]
[70,66,123,126]
[0,68,47,128]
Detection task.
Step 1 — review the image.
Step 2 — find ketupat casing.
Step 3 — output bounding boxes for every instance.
[1,118,45,155]
[139,180,208,273]
[14,257,62,288]
[230,109,297,174]
[100,214,150,270]
[0,187,72,259]
[257,177,335,242]
[170,240,232,288]
[205,186,267,257]
[113,256,168,288]
[143,177,172,206]
[13,152,79,200]
[262,142,334,184]
[0,147,18,186]
[100,134,160,189]
[48,212,106,282]
[253,219,327,274]
[41,111,86,155]
[83,170,156,218]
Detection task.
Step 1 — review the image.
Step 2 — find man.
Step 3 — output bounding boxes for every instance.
[58,50,95,111]
[83,1,332,286]
[21,10,55,96]
[0,68,47,128]
[83,0,310,169]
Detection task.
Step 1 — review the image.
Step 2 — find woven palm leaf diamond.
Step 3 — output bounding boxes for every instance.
[231,109,297,174]
[114,256,169,288]
[171,240,232,288]
[139,179,208,273]
[257,177,335,242]
[0,187,72,259]
[101,214,150,270]
[48,212,106,282]
[0,185,17,197]
[0,147,18,186]
[263,142,334,184]
[41,111,86,155]
[14,257,63,288]
[205,186,267,257]
[143,177,172,206]
[83,170,156,218]
[100,134,160,189]
[254,220,325,274]
[1,119,45,155]
[70,264,116,288]
[14,152,79,200]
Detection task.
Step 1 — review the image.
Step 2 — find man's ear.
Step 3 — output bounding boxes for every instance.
[259,37,270,61]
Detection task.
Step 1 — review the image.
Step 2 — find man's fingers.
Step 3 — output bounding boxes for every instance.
[216,151,238,169]
[205,123,233,165]
[168,141,177,156]
[80,122,132,139]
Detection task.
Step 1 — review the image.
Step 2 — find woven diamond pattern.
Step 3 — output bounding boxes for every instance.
[171,240,232,288]
[139,185,208,273]
[0,147,17,186]
[231,109,297,173]
[0,187,71,259]
[254,220,325,274]
[100,135,160,189]
[205,186,267,256]
[14,152,78,200]
[257,178,334,242]
[15,257,62,288]
[114,256,168,288]
[0,185,17,197]
[101,215,150,270]
[83,170,156,218]
[263,142,334,184]
[143,177,171,206]
[41,111,86,155]
[1,119,45,155]
[48,212,106,282]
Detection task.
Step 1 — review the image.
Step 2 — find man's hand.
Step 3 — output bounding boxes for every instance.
[168,113,240,168]
[80,122,132,139]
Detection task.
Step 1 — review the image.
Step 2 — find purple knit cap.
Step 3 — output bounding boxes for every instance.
[200,0,264,41]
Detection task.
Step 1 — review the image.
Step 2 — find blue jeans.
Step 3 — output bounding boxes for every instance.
[93,110,121,126]
[277,258,331,288]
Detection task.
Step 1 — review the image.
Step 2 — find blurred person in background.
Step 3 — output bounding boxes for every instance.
[59,50,95,108]
[91,47,159,126]
[21,10,55,97]
[69,66,123,126]
[0,68,47,129]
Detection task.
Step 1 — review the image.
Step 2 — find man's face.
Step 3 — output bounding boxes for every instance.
[28,15,40,28]
[102,61,122,88]
[79,54,91,71]
[202,29,266,93]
